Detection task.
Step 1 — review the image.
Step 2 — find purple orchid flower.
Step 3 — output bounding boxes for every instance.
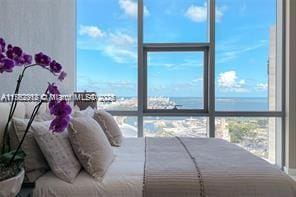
[35,52,51,67]
[0,58,15,73]
[0,53,5,60]
[48,100,58,109]
[58,71,67,81]
[49,99,72,133]
[0,37,70,134]
[48,83,60,95]
[7,44,12,50]
[23,53,33,65]
[18,53,33,65]
[49,60,62,73]
[49,115,70,133]
[6,46,23,65]
[0,38,5,53]
[49,100,72,117]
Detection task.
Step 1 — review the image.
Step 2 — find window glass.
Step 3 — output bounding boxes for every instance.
[144,117,208,137]
[114,116,138,137]
[215,117,280,163]
[215,0,280,111]
[77,0,137,110]
[144,0,208,43]
[147,52,204,109]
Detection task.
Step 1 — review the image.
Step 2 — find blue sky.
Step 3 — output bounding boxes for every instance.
[77,0,276,98]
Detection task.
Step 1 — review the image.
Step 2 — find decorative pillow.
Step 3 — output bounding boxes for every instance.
[0,103,26,148]
[35,111,53,121]
[11,118,50,182]
[24,102,47,118]
[72,106,95,118]
[93,110,122,147]
[32,125,81,183]
[68,117,114,180]
[13,102,26,119]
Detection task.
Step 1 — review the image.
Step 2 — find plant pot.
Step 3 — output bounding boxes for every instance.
[0,168,24,197]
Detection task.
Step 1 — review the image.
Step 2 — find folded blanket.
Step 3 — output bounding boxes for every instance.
[143,137,296,197]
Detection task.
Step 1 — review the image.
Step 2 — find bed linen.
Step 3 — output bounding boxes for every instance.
[143,137,296,197]
[33,138,144,197]
[34,137,296,197]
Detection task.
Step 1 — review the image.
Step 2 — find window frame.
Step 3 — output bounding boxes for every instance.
[143,45,209,113]
[77,0,285,168]
[139,0,283,167]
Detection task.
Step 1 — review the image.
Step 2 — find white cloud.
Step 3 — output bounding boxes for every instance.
[218,70,247,92]
[185,4,207,22]
[215,5,227,22]
[119,0,149,18]
[104,45,137,63]
[78,24,137,64]
[185,3,226,23]
[256,83,268,91]
[109,32,135,46]
[79,25,104,38]
[104,32,137,63]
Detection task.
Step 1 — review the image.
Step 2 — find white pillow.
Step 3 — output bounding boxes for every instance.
[32,126,81,183]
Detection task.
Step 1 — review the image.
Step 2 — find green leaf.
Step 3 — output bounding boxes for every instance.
[0,150,25,164]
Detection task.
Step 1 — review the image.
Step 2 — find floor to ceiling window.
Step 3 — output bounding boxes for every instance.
[77,0,284,166]
[77,0,138,111]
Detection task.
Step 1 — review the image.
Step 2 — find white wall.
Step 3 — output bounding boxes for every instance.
[0,0,76,95]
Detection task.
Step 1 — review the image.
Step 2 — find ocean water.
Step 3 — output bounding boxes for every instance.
[170,97,269,111]
[104,97,271,111]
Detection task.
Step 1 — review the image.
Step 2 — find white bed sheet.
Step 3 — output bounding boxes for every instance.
[33,138,144,197]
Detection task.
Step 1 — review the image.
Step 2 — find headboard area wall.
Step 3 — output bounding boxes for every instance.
[0,0,76,95]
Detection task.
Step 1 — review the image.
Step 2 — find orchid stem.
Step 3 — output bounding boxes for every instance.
[7,102,42,166]
[1,64,38,154]
[7,88,48,166]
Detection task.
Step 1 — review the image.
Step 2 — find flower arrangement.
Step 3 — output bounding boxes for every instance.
[0,37,72,181]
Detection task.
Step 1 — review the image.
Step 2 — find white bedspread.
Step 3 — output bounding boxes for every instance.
[33,137,296,197]
[33,138,144,197]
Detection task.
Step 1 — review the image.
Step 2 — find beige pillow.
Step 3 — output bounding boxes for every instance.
[35,111,53,121]
[93,110,122,147]
[0,102,25,150]
[0,103,10,149]
[32,125,81,183]
[11,118,50,182]
[68,117,114,180]
[24,102,47,118]
[13,102,26,118]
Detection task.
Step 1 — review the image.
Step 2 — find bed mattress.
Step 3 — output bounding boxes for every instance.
[33,137,296,197]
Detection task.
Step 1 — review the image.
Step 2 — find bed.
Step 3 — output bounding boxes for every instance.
[33,137,296,197]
